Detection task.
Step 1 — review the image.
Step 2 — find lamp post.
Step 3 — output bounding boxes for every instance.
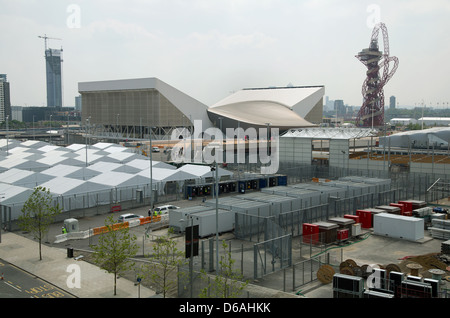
[49,114,52,144]
[149,126,154,212]
[0,193,4,243]
[116,113,120,143]
[85,117,90,167]
[5,115,9,155]
[215,160,219,273]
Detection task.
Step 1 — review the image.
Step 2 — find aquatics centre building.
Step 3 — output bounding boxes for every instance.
[78,77,325,137]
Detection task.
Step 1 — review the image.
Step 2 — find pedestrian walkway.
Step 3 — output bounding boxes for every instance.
[0,232,156,298]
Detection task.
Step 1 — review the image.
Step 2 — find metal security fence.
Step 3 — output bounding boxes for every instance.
[177,238,254,298]
[277,204,330,237]
[253,234,292,279]
[2,184,183,231]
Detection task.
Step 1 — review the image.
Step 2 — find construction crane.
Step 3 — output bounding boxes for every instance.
[38,34,62,50]
[355,22,399,128]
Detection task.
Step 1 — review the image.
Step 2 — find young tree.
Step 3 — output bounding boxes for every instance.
[140,229,187,298]
[90,215,139,296]
[18,186,61,261]
[200,240,248,298]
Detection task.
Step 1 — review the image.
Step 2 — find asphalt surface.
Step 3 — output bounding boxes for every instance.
[2,195,450,299]
[0,258,75,298]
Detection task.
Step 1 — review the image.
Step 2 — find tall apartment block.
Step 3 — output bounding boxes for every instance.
[0,74,11,122]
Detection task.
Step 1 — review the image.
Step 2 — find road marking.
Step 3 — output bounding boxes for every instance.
[3,281,22,292]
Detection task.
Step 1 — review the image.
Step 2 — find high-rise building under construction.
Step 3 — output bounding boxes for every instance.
[45,48,63,108]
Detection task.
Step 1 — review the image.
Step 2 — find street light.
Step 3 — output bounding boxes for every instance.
[33,115,35,140]
[149,126,153,212]
[5,115,9,155]
[49,114,52,144]
[0,193,5,243]
[85,117,90,167]
[180,215,194,298]
[116,113,120,142]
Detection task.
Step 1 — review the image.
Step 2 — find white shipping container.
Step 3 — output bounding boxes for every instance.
[169,206,211,232]
[192,209,235,238]
[373,213,424,241]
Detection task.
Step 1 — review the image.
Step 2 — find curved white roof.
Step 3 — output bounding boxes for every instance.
[208,100,315,127]
[212,86,323,110]
[208,86,324,129]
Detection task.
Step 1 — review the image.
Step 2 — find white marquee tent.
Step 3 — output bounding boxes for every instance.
[0,139,236,222]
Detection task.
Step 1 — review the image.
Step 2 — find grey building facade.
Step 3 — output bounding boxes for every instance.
[45,49,63,108]
[78,77,212,139]
[0,74,11,122]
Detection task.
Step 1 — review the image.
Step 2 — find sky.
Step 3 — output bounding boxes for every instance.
[1,0,450,109]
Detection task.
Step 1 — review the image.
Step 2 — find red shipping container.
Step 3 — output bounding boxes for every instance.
[344,214,360,224]
[398,201,413,212]
[390,203,405,213]
[337,229,349,241]
[356,210,372,228]
[302,223,319,244]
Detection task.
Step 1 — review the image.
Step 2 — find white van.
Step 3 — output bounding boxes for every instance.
[150,205,180,215]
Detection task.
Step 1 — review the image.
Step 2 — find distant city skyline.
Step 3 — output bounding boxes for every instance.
[1,0,449,110]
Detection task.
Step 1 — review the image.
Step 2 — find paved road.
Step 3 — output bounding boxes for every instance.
[0,258,75,298]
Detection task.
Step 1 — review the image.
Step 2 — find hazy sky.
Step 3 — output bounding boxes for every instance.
[1,0,450,109]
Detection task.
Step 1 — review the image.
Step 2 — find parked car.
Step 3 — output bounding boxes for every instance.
[149,204,180,216]
[118,213,144,223]
[152,146,160,152]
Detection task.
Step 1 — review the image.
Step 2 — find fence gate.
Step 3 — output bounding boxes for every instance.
[253,234,292,279]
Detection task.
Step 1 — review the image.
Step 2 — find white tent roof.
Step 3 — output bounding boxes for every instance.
[0,139,21,151]
[14,160,51,171]
[64,167,102,180]
[177,164,233,179]
[0,168,55,188]
[0,157,29,170]
[20,140,48,149]
[0,149,42,162]
[73,149,104,165]
[112,164,142,174]
[40,177,89,195]
[138,167,197,182]
[37,145,61,153]
[125,158,176,170]
[106,151,139,163]
[88,171,150,188]
[0,140,230,208]
[41,164,84,177]
[88,162,123,173]
[56,157,87,167]
[92,142,117,150]
[37,155,69,166]
[0,168,35,184]
[66,143,86,151]
[0,183,34,205]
